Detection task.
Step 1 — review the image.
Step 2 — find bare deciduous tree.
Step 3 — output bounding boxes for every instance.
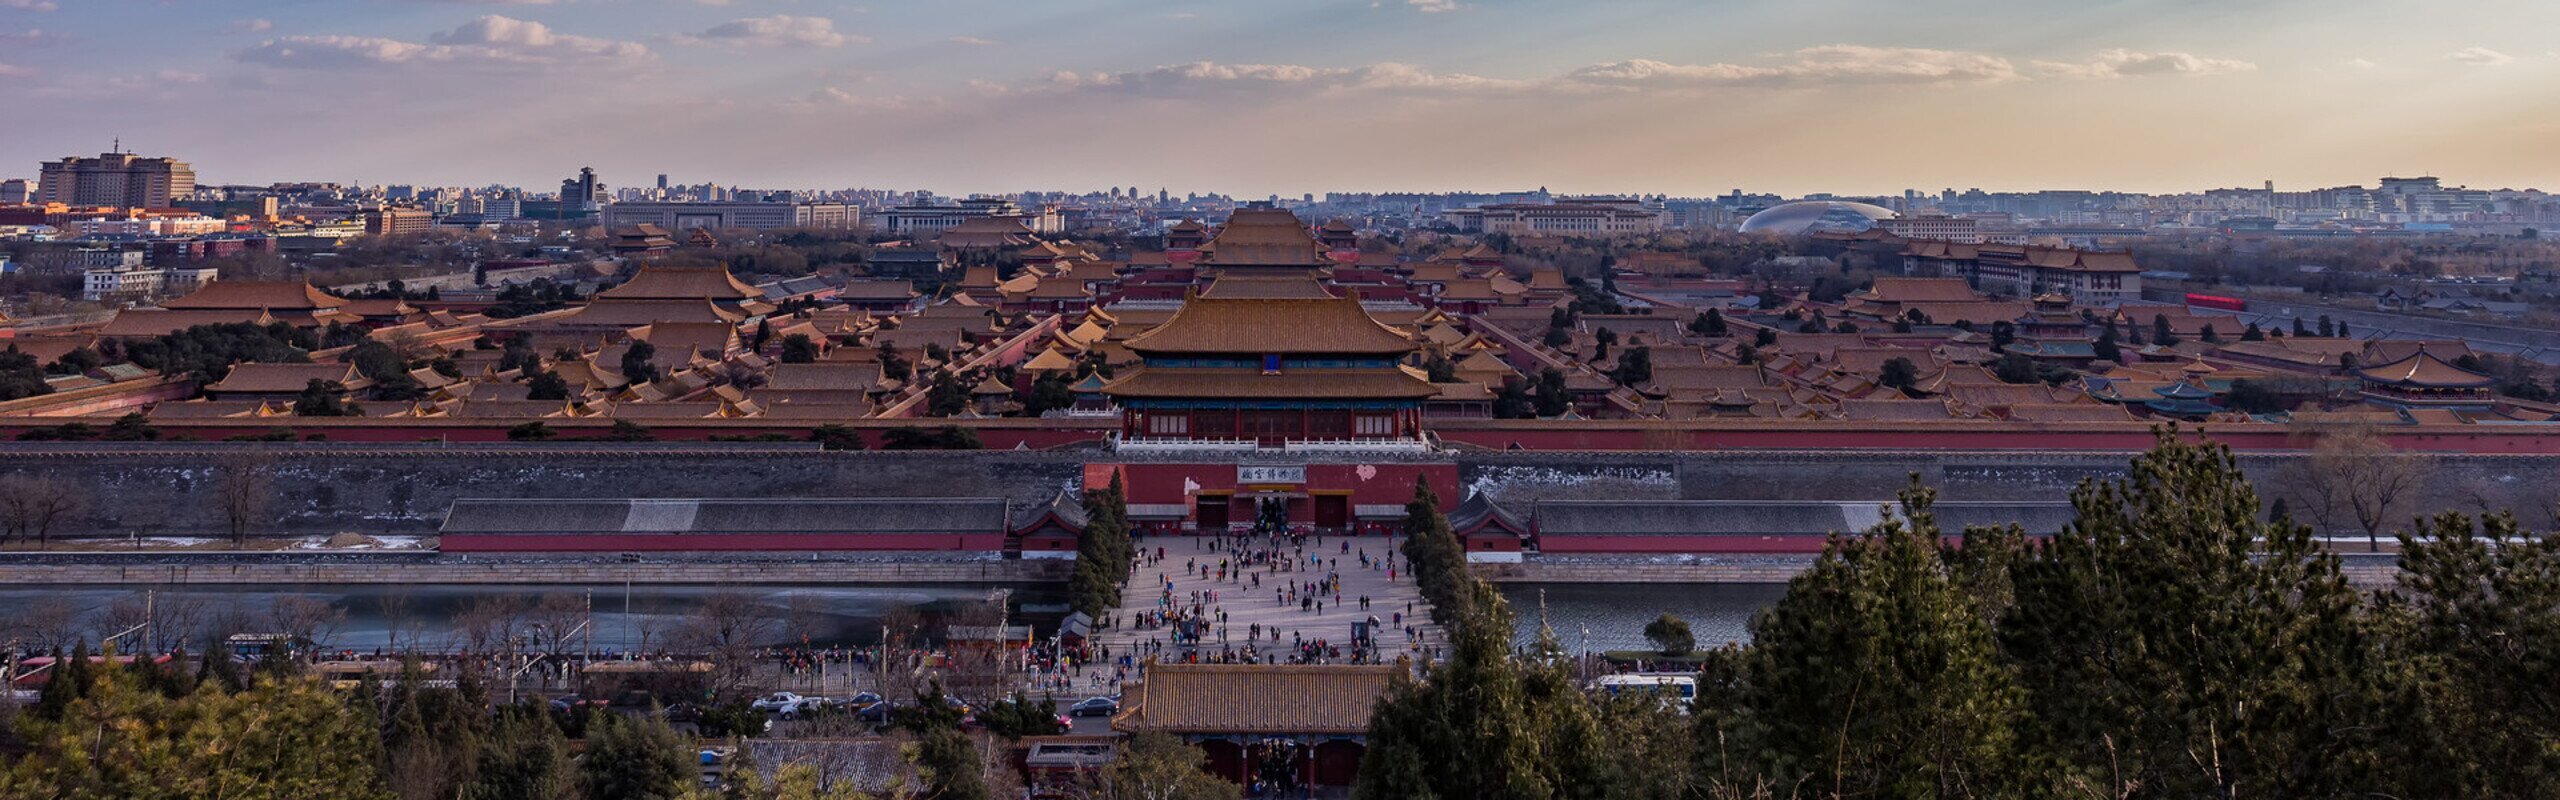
[376,588,419,655]
[7,596,84,653]
[528,591,588,657]
[2279,423,2433,551]
[213,452,279,547]
[0,474,86,550]
[453,594,527,656]
[674,587,777,698]
[267,595,347,651]
[784,592,829,649]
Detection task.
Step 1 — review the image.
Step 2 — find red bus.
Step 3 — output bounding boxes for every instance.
[2185,293,2247,312]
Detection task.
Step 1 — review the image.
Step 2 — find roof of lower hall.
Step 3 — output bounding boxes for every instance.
[1114,663,1396,736]
[1122,294,1416,356]
[439,497,1013,536]
[158,280,345,311]
[1199,273,1339,299]
[596,266,763,302]
[2356,351,2496,388]
[550,299,746,327]
[205,362,367,394]
[1448,492,1529,536]
[1101,367,1441,401]
[1202,208,1326,267]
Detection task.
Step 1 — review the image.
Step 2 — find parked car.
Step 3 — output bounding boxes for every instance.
[751,692,824,714]
[854,700,898,724]
[548,695,607,715]
[1069,696,1120,718]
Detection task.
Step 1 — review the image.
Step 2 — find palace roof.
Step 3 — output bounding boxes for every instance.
[1855,277,1979,304]
[936,217,1037,249]
[1114,663,1395,736]
[97,309,285,338]
[160,280,345,311]
[206,362,370,394]
[1101,367,1440,400]
[1201,208,1325,268]
[1123,294,1416,356]
[598,266,763,302]
[556,299,747,327]
[2356,351,2495,388]
[1200,273,1339,299]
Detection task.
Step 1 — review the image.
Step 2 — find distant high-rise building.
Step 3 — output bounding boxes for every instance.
[37,150,197,209]
[560,167,604,209]
[0,178,29,204]
[364,206,435,237]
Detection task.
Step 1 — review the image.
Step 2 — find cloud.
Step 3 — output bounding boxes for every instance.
[0,27,65,45]
[1409,0,1463,12]
[2445,47,2515,66]
[1567,46,2022,88]
[2346,58,2379,70]
[947,36,995,46]
[400,0,562,4]
[102,70,207,91]
[2036,49,2256,79]
[0,0,58,10]
[672,15,860,48]
[1046,61,1527,96]
[0,62,30,77]
[236,15,648,70]
[227,19,274,34]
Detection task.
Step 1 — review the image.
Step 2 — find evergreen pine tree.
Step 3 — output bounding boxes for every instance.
[1999,428,2380,797]
[1694,481,2046,797]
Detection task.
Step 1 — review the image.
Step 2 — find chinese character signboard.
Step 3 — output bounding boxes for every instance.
[1236,465,1307,485]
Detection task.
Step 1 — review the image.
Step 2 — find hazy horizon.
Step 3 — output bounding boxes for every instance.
[5,0,2556,196]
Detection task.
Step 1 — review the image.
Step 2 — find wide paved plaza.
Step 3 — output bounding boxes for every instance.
[1089,530,1444,667]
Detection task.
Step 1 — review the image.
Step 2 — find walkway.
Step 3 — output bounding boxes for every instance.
[1089,530,1443,669]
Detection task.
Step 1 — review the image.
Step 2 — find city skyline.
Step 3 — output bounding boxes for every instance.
[3,1,2559,195]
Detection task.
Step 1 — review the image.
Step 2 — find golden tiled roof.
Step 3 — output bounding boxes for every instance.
[1101,367,1440,400]
[1203,208,1325,267]
[1124,294,1416,356]
[160,280,344,311]
[1114,663,1396,735]
[598,266,762,302]
[2356,351,2495,388]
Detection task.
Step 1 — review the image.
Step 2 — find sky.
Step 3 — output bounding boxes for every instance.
[3,0,2558,197]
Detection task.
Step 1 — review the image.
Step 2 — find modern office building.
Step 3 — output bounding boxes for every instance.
[600,201,859,231]
[559,167,605,209]
[875,197,1062,235]
[363,206,436,236]
[36,151,197,209]
[1443,198,1663,235]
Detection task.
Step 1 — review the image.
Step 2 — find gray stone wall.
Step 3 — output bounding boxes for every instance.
[0,444,2550,539]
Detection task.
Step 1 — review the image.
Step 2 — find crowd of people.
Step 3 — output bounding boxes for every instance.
[1092,522,1439,668]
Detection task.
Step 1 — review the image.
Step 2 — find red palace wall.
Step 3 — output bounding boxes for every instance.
[440,533,1007,553]
[1090,462,1460,532]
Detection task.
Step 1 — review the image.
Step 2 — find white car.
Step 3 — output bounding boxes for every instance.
[750,692,825,714]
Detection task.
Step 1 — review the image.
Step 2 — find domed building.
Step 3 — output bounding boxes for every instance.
[1739,201,1898,235]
